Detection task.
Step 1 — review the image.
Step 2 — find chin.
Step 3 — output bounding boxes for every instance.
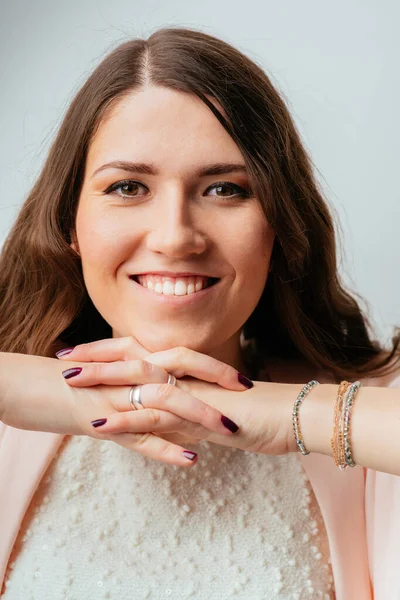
[131,329,214,355]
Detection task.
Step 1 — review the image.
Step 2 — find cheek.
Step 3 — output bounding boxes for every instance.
[75,207,132,270]
[232,219,274,279]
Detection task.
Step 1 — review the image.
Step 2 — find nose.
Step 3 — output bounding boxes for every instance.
[145,192,207,258]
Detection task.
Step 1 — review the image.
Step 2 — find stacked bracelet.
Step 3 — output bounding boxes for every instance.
[293,378,362,470]
[331,380,362,469]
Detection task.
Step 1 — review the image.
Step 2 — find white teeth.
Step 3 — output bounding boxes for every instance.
[174,279,188,296]
[162,281,175,295]
[136,275,211,296]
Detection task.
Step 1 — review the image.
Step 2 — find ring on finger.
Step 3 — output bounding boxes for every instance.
[129,373,177,411]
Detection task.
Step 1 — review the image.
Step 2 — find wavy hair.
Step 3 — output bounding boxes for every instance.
[0,26,398,382]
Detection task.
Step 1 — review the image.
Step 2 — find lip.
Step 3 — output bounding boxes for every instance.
[129,275,220,306]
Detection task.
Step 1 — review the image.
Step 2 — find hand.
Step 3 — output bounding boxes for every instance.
[0,348,250,468]
[56,337,252,442]
[57,338,293,458]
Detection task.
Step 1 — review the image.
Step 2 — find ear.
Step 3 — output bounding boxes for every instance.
[70,230,80,256]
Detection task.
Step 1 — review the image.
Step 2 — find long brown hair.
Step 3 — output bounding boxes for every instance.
[0,26,398,381]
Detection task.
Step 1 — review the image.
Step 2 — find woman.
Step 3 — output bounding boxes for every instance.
[0,26,399,599]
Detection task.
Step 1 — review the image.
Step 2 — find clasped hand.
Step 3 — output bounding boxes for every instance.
[55,336,293,466]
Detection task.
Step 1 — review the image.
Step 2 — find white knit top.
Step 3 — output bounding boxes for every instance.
[2,435,335,599]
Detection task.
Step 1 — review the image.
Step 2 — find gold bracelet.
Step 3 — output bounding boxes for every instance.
[331,381,352,469]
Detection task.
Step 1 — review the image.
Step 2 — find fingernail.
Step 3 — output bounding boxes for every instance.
[221,415,240,433]
[55,347,75,358]
[62,367,82,379]
[238,372,253,389]
[91,418,107,428]
[182,450,197,461]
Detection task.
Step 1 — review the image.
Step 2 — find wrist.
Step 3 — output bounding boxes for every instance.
[0,351,79,434]
[296,383,337,457]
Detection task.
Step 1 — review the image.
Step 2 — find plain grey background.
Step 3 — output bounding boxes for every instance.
[0,0,398,346]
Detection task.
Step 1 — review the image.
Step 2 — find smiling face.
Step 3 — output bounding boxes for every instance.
[73,86,275,371]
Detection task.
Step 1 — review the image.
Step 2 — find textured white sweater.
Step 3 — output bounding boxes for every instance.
[3,435,334,599]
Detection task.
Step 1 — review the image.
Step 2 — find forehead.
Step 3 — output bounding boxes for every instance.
[86,86,244,174]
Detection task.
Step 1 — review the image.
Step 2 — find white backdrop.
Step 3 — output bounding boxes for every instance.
[0,0,398,345]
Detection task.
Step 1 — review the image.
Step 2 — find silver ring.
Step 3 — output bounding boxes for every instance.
[129,373,177,410]
[167,373,177,386]
[129,385,144,411]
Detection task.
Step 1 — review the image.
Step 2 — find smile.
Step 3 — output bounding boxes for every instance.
[129,274,220,306]
[132,274,218,296]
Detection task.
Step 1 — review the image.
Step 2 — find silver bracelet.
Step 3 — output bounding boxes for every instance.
[292,380,320,455]
[343,380,362,468]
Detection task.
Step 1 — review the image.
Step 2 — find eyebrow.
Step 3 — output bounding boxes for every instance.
[90,161,248,179]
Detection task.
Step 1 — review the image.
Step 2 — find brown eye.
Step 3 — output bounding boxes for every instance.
[216,184,234,196]
[119,183,139,195]
[105,180,147,198]
[205,182,251,199]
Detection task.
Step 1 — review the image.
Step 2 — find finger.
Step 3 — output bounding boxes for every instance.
[144,346,253,391]
[56,336,149,362]
[61,359,169,388]
[131,382,239,436]
[105,431,199,467]
[90,408,209,439]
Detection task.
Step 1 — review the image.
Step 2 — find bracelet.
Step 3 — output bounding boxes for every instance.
[331,380,362,470]
[342,381,362,468]
[331,381,352,469]
[292,380,320,456]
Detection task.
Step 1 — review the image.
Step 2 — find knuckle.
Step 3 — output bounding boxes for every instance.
[146,408,161,427]
[198,401,212,421]
[155,383,174,403]
[158,439,176,461]
[92,362,106,381]
[117,413,132,430]
[173,346,187,361]
[121,337,135,359]
[219,360,234,379]
[80,341,94,359]
[135,432,153,448]
[140,359,156,378]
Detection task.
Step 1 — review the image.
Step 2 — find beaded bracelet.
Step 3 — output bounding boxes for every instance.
[292,380,320,456]
[342,381,362,468]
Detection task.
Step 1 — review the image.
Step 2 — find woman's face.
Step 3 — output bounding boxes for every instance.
[74,86,275,369]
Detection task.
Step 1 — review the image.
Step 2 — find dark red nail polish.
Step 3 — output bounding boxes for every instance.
[56,347,75,358]
[62,367,82,379]
[238,372,253,389]
[91,418,107,428]
[182,450,197,461]
[221,415,240,433]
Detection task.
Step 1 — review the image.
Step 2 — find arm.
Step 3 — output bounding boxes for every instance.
[291,382,400,476]
[0,351,79,433]
[178,378,400,475]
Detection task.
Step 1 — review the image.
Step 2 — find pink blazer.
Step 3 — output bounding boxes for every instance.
[1,372,400,599]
